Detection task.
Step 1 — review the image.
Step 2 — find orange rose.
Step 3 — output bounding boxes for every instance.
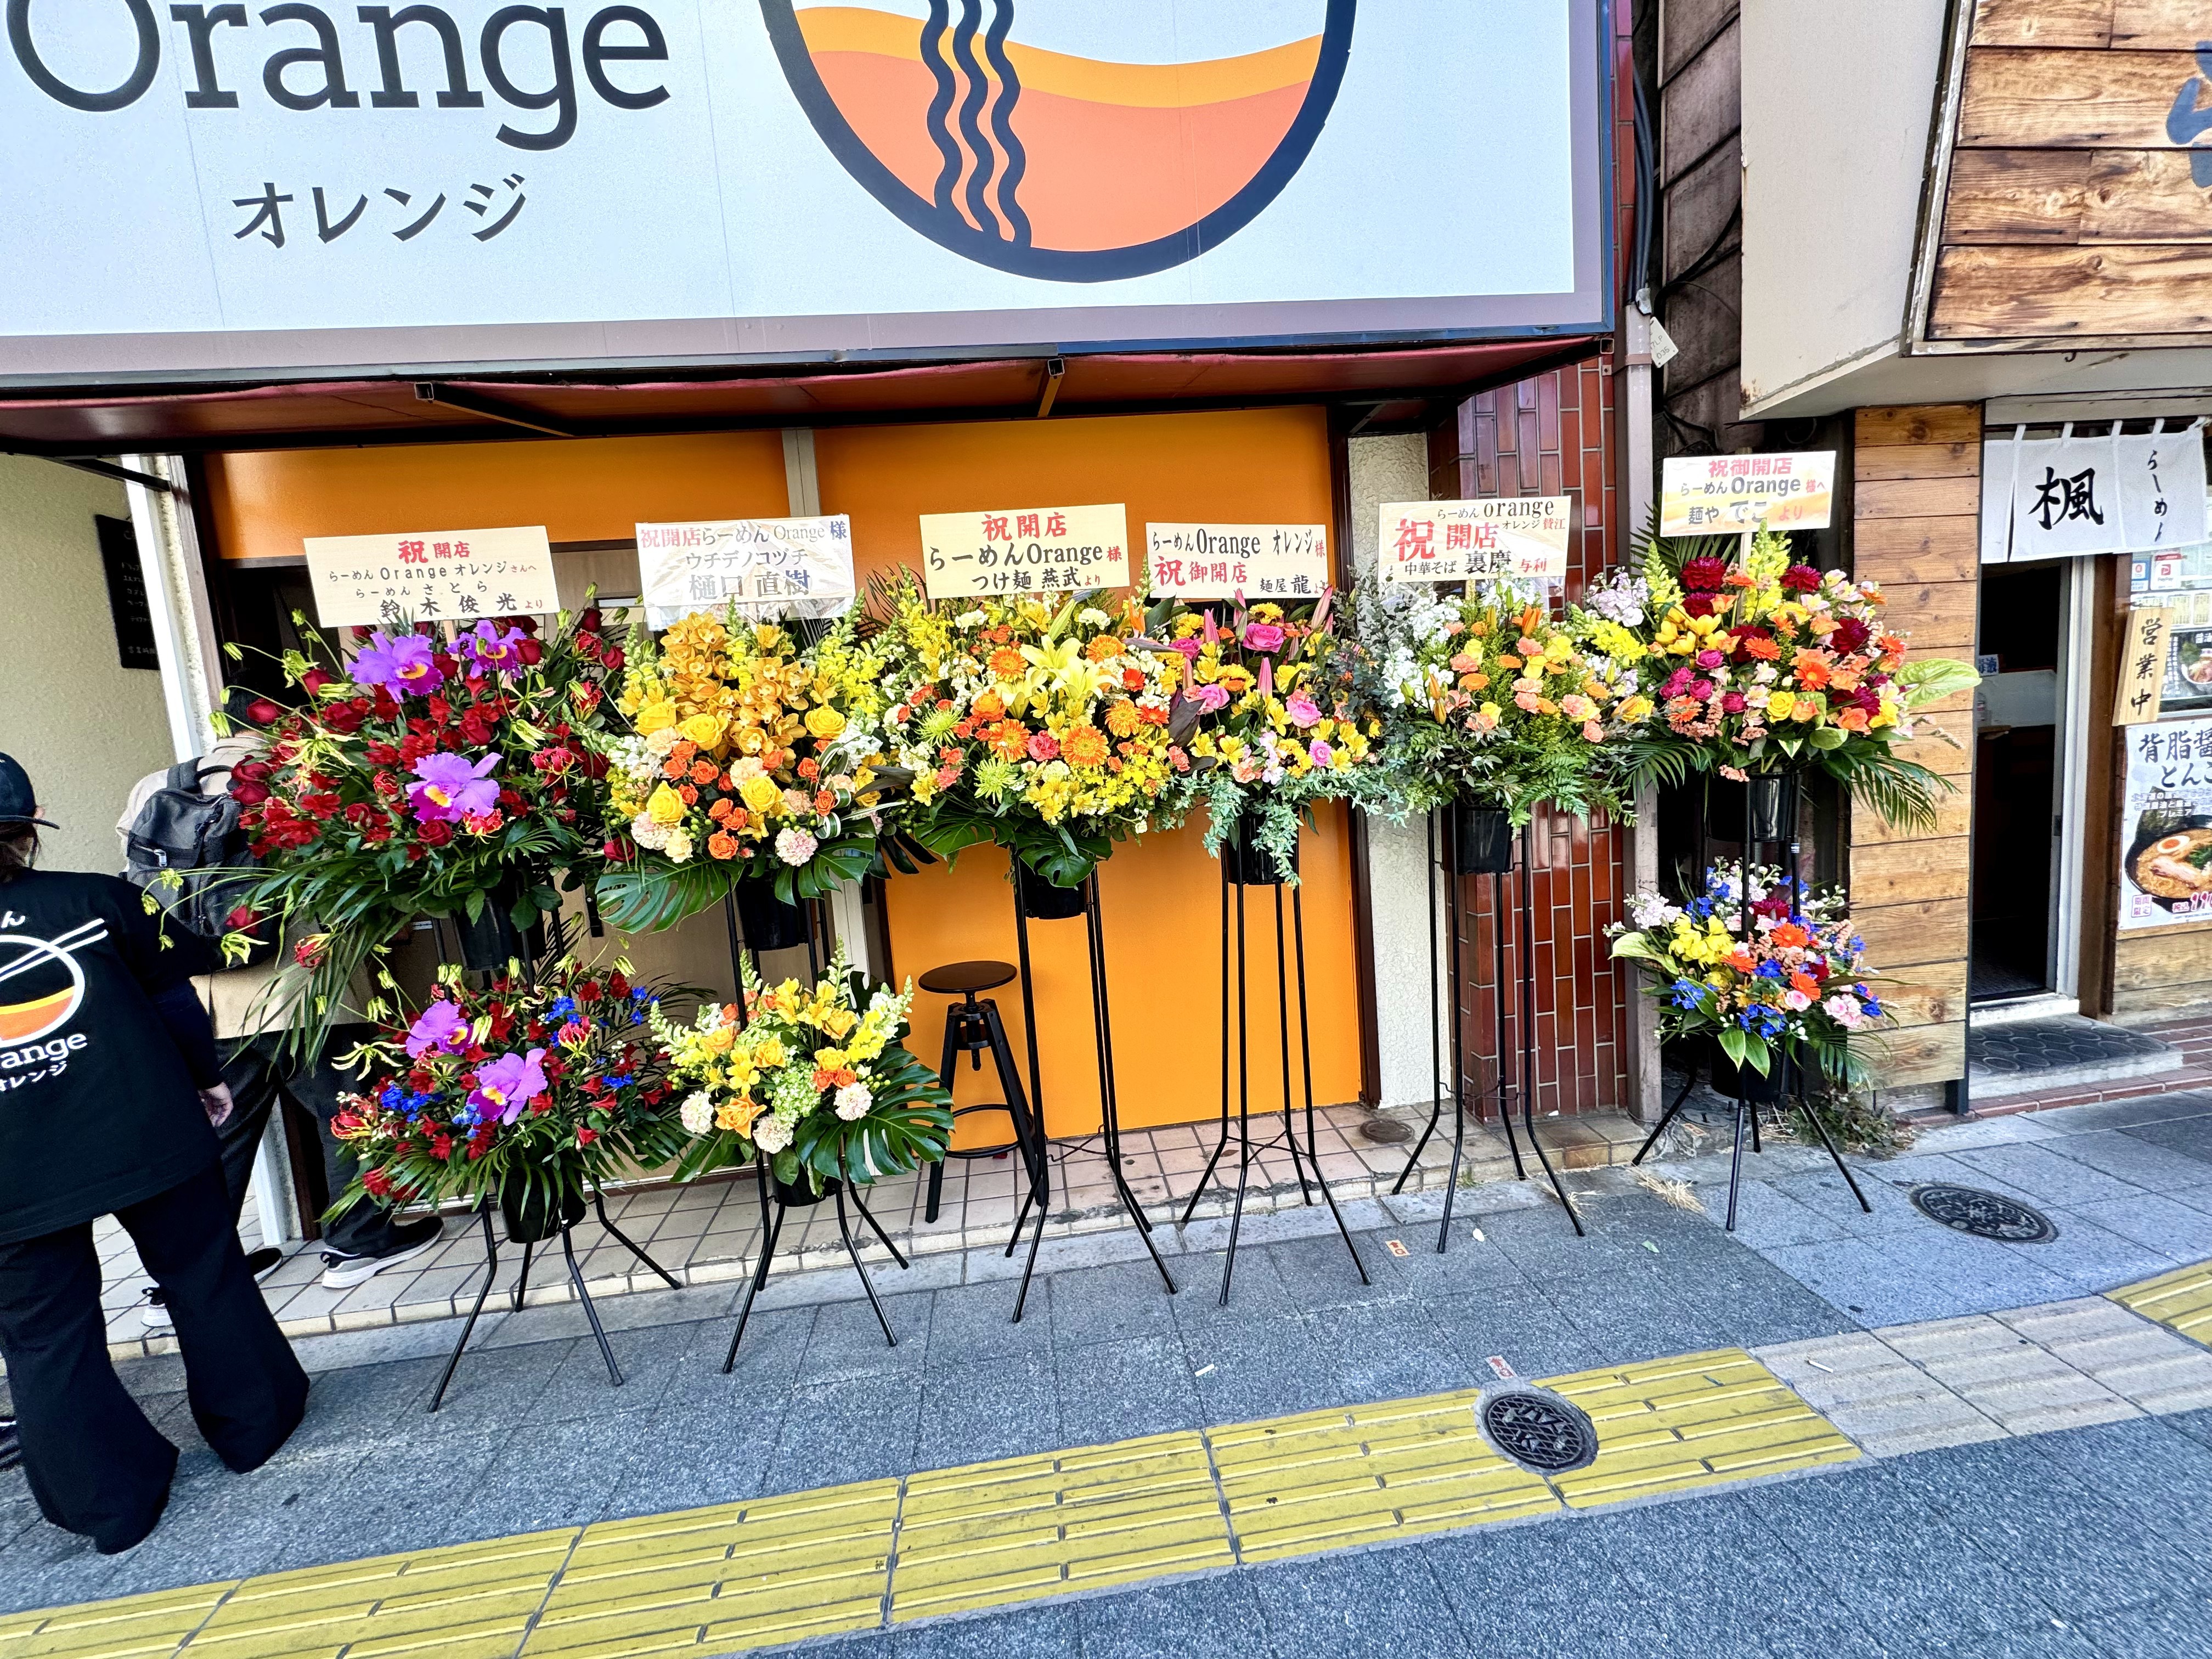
[708,831,738,860]
[973,690,1006,723]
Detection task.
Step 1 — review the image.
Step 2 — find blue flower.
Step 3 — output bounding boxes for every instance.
[1754,960,1785,980]
[1686,897,1714,921]
[603,1073,631,1091]
[1668,977,1705,1009]
[548,995,578,1021]
[1859,993,1883,1018]
[1738,1005,1785,1039]
[379,1083,404,1108]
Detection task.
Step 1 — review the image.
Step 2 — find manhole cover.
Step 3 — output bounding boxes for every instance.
[1908,1184,2058,1243]
[1359,1117,1413,1145]
[1479,1390,1598,1474]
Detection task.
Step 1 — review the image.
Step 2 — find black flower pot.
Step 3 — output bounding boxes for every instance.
[735,878,811,951]
[1744,772,1801,847]
[1223,809,1297,887]
[499,1175,588,1245]
[1016,862,1091,921]
[457,880,546,972]
[774,1172,840,1206]
[1445,803,1514,876]
[1709,1043,1792,1105]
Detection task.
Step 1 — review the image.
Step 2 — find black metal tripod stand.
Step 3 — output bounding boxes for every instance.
[1003,868,1178,1321]
[1179,840,1367,1303]
[720,1148,912,1369]
[1393,810,1583,1250]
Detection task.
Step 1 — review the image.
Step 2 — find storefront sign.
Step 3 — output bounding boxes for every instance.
[0,3,1611,380]
[1658,453,1835,537]
[1377,498,1573,584]
[636,515,855,628]
[301,526,556,627]
[2117,607,2173,726]
[1146,523,1329,600]
[1980,424,2209,565]
[918,505,1130,600]
[2119,715,2212,930]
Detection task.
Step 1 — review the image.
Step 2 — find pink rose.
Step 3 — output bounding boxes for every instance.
[1243,623,1285,653]
[1285,691,1322,729]
[1026,731,1060,762]
[1308,738,1334,768]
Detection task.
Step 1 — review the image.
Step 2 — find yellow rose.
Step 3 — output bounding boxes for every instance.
[739,775,782,813]
[634,699,680,734]
[804,706,847,740]
[678,713,728,751]
[646,783,686,825]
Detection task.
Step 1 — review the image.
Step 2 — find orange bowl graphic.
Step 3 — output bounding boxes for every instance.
[0,935,83,1046]
[762,1,1355,280]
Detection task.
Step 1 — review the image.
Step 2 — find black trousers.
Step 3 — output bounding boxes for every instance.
[221,1026,400,1256]
[0,1163,308,1553]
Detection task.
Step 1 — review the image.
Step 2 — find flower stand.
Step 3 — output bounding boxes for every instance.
[720,1153,912,1370]
[1392,809,1583,1250]
[1177,825,1368,1304]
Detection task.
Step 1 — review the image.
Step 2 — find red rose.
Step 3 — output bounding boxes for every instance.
[1781,565,1822,594]
[608,970,629,997]
[229,780,270,806]
[417,819,454,847]
[518,637,544,666]
[300,667,334,696]
[232,758,271,783]
[246,698,284,726]
[580,608,602,633]
[602,648,625,671]
[578,980,601,1003]
[1680,556,1729,592]
[321,702,366,735]
[602,838,629,862]
[459,708,495,746]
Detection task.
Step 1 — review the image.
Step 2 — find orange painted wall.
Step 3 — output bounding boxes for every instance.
[812,409,1361,1135]
[204,432,791,558]
[196,407,1364,1134]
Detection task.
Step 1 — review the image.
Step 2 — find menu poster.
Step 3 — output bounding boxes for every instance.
[636,515,855,629]
[1377,497,1573,584]
[918,504,1130,600]
[302,526,556,628]
[2118,715,2212,930]
[1659,452,1836,536]
[1146,522,1329,600]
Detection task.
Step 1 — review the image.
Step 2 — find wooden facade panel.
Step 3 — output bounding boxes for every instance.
[1860,1022,1969,1091]
[1854,442,1980,483]
[1852,838,1973,907]
[1855,477,1980,519]
[2112,0,2212,50]
[1877,958,1971,1031]
[1972,0,2115,49]
[1958,47,2203,149]
[2112,926,2212,991]
[1854,516,1980,583]
[1875,581,1978,650]
[1853,406,1983,448]
[1850,793,1976,846]
[1948,149,2212,245]
[1853,899,1971,969]
[1931,243,2212,340]
[1887,727,1976,777]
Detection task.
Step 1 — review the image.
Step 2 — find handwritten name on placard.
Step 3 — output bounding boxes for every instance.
[302,526,556,628]
[918,504,1130,600]
[1146,523,1329,600]
[1378,498,1573,583]
[1660,452,1836,536]
[636,516,856,628]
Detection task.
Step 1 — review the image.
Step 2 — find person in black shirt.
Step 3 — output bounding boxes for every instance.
[0,753,307,1553]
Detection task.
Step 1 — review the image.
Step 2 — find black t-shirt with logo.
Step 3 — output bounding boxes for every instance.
[0,870,219,1245]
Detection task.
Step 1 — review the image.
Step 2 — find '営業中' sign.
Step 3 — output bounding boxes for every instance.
[918,504,1129,600]
[636,515,855,628]
[1146,523,1329,600]
[1659,453,1835,535]
[302,526,556,628]
[2117,606,2173,727]
[1378,498,1573,583]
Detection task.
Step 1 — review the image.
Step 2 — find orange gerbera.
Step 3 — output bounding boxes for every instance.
[1104,701,1142,737]
[989,720,1030,760]
[1062,725,1109,766]
[1792,651,1832,690]
[1742,635,1782,661]
[1727,949,1756,973]
[1789,970,1821,997]
[1770,921,1809,948]
[988,647,1025,679]
[1085,634,1124,662]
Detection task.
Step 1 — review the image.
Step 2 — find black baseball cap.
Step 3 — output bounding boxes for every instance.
[0,753,56,829]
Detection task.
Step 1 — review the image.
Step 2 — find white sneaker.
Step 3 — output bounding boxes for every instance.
[319,1221,443,1290]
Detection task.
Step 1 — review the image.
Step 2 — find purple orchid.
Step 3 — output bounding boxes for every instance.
[407,751,500,823]
[349,631,442,696]
[467,1048,548,1126]
[405,997,470,1059]
[458,620,527,676]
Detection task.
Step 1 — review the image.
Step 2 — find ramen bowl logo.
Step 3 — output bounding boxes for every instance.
[0,932,87,1047]
[760,1,1355,280]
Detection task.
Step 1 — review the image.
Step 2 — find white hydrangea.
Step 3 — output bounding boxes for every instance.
[630,811,674,851]
[1625,892,1681,929]
[834,1081,873,1121]
[752,1111,795,1154]
[678,1091,714,1134]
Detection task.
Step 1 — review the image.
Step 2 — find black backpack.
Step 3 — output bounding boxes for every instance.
[124,760,276,968]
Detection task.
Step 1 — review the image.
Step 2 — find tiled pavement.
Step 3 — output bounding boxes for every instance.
[84,1102,1652,1362]
[7,1090,2212,1654]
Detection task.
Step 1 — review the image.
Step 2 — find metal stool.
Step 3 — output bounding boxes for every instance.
[919,960,1047,1242]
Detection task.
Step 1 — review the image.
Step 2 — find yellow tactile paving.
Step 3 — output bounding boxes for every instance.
[1541,1348,1861,1509]
[0,1581,233,1659]
[2111,1261,2212,1347]
[1211,1391,1561,1561]
[890,1432,1232,1621]
[521,1481,899,1659]
[0,1345,1866,1658]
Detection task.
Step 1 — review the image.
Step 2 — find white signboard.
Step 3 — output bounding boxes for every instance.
[1146,523,1329,600]
[0,3,1610,380]
[302,526,555,627]
[1377,498,1573,584]
[1981,423,2209,565]
[2119,715,2212,930]
[1659,453,1835,536]
[636,515,855,628]
[918,505,1130,601]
